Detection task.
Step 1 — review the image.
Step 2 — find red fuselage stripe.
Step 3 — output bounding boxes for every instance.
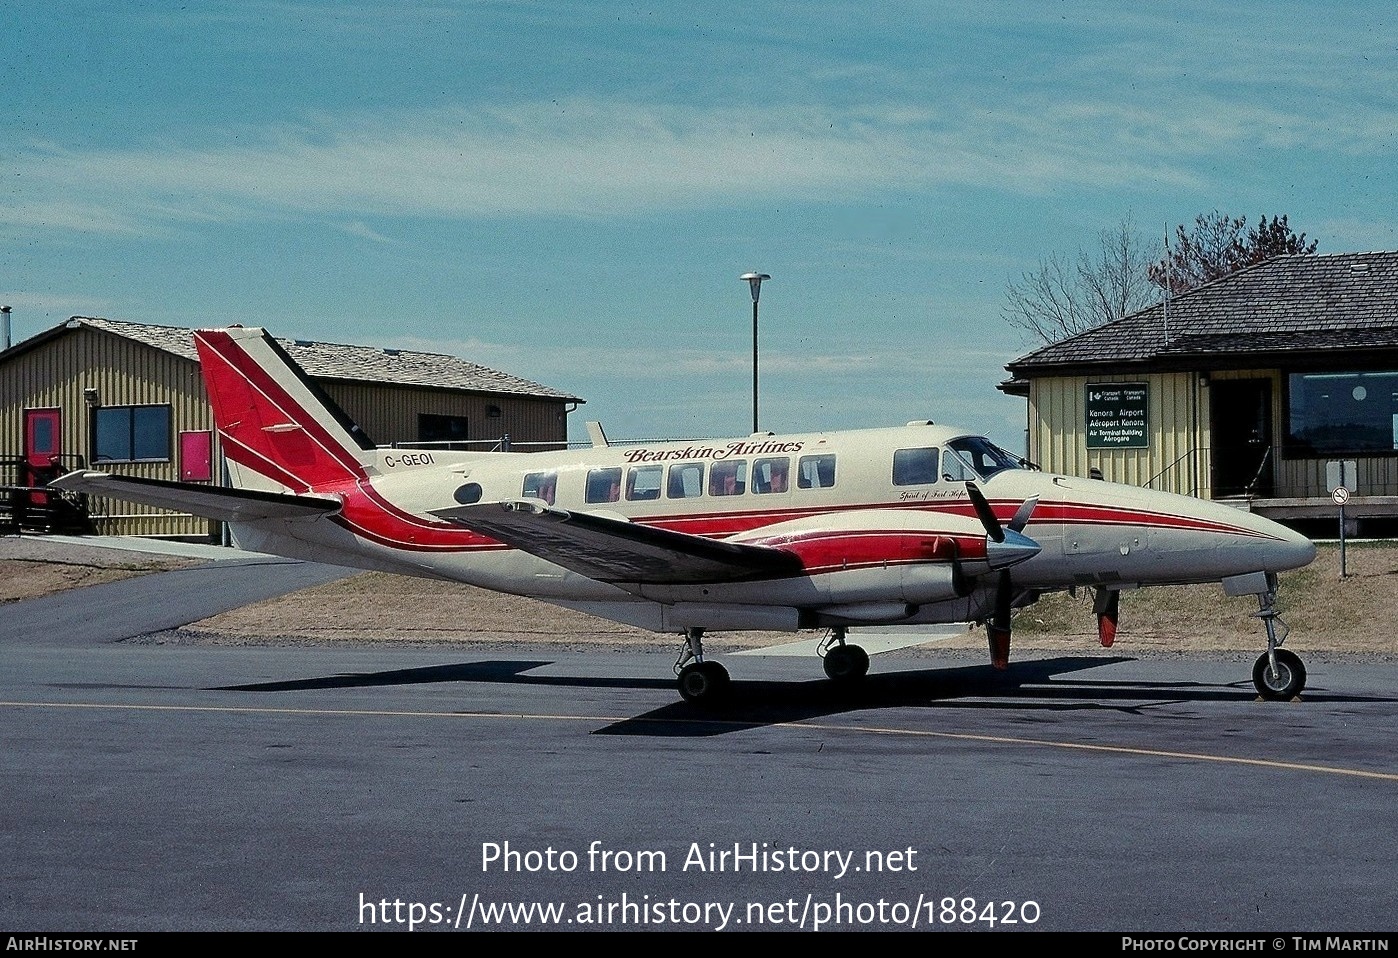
[194,332,1279,567]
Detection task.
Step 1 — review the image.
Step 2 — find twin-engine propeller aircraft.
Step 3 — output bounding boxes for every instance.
[54,327,1318,704]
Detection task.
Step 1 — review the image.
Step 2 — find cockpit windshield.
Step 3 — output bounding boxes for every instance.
[946,436,1026,481]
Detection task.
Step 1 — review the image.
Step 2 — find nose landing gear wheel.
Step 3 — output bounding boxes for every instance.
[677,661,731,704]
[1252,648,1306,700]
[822,644,870,683]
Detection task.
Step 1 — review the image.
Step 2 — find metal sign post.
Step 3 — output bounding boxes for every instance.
[1327,459,1356,579]
[1332,485,1349,578]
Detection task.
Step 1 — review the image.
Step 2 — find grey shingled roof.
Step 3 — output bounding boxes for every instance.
[70,317,582,402]
[1005,251,1398,375]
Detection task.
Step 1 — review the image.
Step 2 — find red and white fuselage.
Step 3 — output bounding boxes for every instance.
[146,327,1314,637]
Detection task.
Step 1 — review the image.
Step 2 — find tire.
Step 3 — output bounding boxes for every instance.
[823,644,870,683]
[677,661,730,705]
[1253,649,1306,700]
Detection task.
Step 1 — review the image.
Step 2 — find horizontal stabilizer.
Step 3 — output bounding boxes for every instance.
[432,499,801,585]
[51,471,342,523]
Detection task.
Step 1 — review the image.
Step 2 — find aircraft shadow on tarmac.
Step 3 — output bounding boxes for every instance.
[209,655,1390,737]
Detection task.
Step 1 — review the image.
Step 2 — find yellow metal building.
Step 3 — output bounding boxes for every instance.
[1000,251,1398,531]
[1,317,582,537]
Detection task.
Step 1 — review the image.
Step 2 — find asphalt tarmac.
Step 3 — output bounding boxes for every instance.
[3,555,1397,934]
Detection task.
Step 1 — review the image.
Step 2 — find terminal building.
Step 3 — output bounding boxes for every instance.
[1000,250,1398,533]
[0,317,582,537]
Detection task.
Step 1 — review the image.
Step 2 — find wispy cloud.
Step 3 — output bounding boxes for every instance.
[339,220,398,244]
[385,330,1019,440]
[1315,217,1398,250]
[9,71,1393,242]
[389,333,1009,389]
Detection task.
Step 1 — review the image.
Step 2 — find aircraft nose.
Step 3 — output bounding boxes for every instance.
[1272,523,1317,571]
[1242,514,1317,572]
[987,528,1041,570]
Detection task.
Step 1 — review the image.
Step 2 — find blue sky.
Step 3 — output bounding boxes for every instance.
[4,1,1395,448]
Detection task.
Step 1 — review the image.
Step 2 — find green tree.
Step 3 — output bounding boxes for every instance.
[1150,211,1317,296]
[1245,214,1319,263]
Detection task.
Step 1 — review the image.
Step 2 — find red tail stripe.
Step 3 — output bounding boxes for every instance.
[196,331,365,487]
[219,433,329,496]
[199,330,503,548]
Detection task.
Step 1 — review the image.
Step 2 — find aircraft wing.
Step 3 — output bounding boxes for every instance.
[432,500,801,585]
[50,470,343,523]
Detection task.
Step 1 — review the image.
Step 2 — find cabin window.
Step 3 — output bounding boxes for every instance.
[947,436,1022,479]
[626,465,663,501]
[93,405,172,463]
[522,471,556,504]
[586,467,622,503]
[667,462,705,498]
[453,482,483,504]
[1287,371,1398,455]
[893,447,939,485]
[797,454,836,489]
[709,460,747,496]
[941,449,976,483]
[752,457,790,494]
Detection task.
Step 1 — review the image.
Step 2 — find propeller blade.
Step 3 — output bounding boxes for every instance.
[1007,495,1039,533]
[965,481,1004,542]
[965,483,1036,667]
[994,569,1013,631]
[1093,586,1120,648]
[987,568,1013,670]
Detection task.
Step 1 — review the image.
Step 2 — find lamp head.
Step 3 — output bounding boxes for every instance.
[739,272,771,303]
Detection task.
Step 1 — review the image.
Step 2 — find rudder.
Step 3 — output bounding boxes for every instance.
[195,327,373,494]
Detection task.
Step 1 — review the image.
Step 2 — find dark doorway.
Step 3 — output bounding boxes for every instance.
[1210,379,1274,497]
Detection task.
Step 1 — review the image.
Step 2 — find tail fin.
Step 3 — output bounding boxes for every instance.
[195,327,373,494]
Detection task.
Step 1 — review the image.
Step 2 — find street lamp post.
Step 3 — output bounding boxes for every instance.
[740,272,770,434]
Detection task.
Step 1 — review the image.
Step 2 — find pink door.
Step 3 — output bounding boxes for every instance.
[23,408,61,504]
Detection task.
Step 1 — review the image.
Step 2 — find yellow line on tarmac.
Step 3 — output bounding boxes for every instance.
[0,699,607,723]
[793,721,1398,782]
[4,699,1396,782]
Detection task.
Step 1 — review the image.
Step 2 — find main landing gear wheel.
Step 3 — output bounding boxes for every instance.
[1252,648,1306,701]
[822,644,870,683]
[677,661,731,705]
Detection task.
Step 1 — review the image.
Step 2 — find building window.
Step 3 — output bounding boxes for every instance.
[93,405,171,462]
[1287,371,1398,455]
[418,414,469,446]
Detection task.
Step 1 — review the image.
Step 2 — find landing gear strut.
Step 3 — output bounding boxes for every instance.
[675,627,730,704]
[1250,577,1306,700]
[819,627,870,684]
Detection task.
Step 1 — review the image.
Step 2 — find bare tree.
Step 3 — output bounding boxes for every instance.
[1003,216,1157,346]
